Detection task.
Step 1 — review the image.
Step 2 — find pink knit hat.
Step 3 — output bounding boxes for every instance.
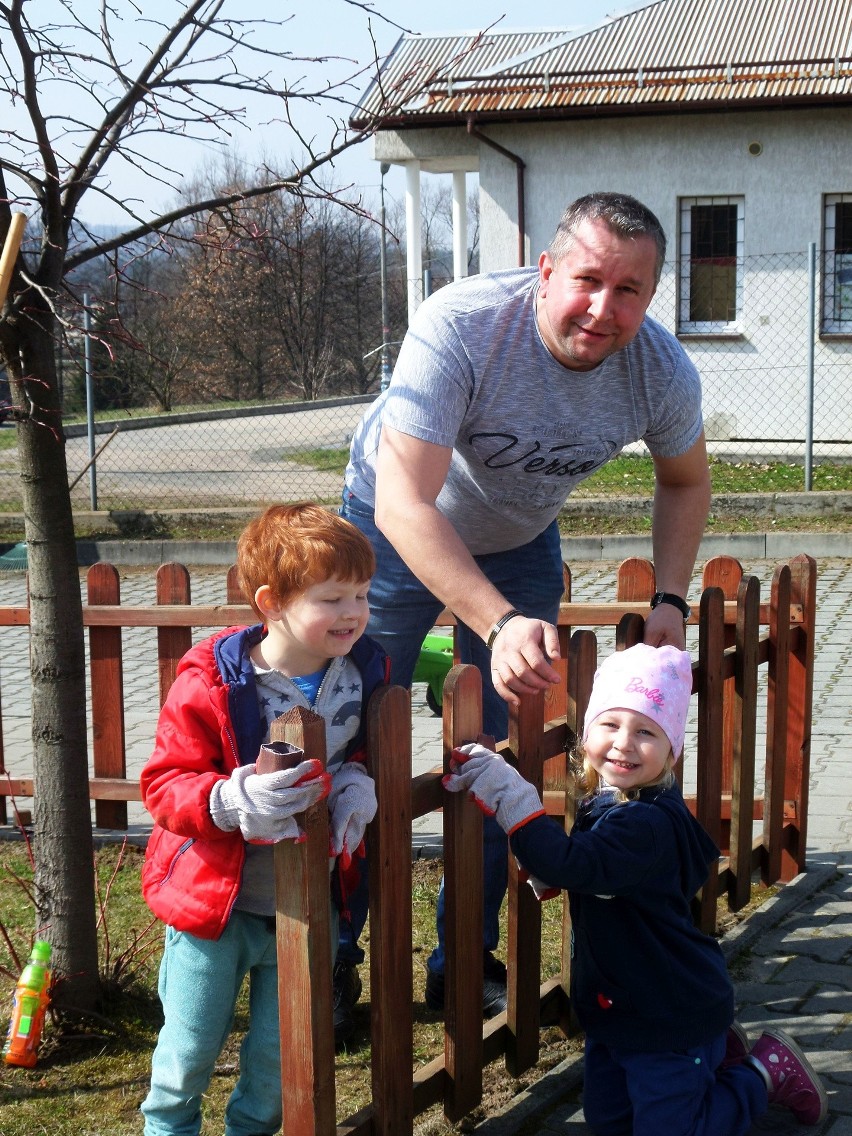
[582,643,693,760]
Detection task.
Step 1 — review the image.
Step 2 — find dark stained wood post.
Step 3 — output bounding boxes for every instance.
[729,575,760,911]
[87,563,127,829]
[156,563,192,705]
[367,684,414,1136]
[694,586,725,933]
[782,554,817,879]
[702,556,744,853]
[267,705,336,1136]
[543,563,572,727]
[563,629,597,1035]
[442,664,484,1123]
[764,564,791,884]
[506,684,545,1077]
[616,557,656,609]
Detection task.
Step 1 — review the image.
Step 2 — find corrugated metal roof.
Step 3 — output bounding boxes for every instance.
[353,0,852,126]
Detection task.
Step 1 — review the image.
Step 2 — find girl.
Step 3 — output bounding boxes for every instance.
[444,642,827,1134]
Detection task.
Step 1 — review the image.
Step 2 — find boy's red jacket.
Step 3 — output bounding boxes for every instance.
[141,623,388,938]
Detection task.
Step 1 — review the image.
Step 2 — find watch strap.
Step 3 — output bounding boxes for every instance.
[486,609,524,650]
[650,591,691,620]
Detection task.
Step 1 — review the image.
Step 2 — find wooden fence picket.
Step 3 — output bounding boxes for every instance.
[782,554,817,878]
[441,664,485,1122]
[87,563,127,829]
[702,556,744,844]
[269,706,336,1136]
[729,575,761,910]
[156,562,192,705]
[366,685,414,1136]
[694,586,725,934]
[764,565,792,884]
[506,685,546,1077]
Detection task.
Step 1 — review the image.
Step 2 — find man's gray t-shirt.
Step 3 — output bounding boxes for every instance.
[346,267,703,556]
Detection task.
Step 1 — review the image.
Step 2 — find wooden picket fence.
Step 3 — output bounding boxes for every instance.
[0,552,817,1133]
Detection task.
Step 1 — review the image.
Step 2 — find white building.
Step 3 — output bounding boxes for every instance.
[353,0,852,449]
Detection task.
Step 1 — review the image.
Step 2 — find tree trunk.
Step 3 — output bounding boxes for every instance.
[15,311,101,1014]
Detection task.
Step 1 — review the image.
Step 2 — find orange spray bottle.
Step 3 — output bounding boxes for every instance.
[3,940,52,1068]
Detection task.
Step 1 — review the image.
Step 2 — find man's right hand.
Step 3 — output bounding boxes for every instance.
[488,615,561,706]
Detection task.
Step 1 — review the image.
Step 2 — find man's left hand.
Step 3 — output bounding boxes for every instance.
[643,602,687,649]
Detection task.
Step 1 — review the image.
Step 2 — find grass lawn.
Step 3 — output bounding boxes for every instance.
[284,450,852,497]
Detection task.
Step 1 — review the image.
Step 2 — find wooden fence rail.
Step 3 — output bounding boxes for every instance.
[0,553,817,1133]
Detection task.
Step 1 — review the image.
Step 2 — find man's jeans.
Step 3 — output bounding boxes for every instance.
[338,489,563,973]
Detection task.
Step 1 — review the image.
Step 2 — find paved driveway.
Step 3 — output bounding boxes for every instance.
[0,402,369,508]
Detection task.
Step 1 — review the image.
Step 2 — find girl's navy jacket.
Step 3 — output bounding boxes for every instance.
[511,782,734,1052]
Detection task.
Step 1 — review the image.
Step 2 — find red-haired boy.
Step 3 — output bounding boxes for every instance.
[140,503,388,1136]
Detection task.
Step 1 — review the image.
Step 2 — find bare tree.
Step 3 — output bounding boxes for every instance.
[0,0,479,1014]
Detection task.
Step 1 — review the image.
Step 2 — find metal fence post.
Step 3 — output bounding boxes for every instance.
[83,292,98,510]
[805,242,816,491]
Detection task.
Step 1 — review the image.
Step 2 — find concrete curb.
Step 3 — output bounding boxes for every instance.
[470,1050,586,1135]
[61,393,375,438]
[559,532,852,562]
[0,531,848,568]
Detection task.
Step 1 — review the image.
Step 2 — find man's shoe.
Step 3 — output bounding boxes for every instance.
[332,960,362,1049]
[746,1028,828,1126]
[424,965,445,1012]
[424,952,508,1019]
[482,951,507,1019]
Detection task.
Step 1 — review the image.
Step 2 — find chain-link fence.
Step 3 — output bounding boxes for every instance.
[649,247,852,461]
[0,249,849,513]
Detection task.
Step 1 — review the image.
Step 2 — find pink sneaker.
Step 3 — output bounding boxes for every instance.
[721,1022,750,1068]
[747,1028,827,1126]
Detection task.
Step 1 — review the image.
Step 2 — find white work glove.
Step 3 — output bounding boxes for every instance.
[442,742,546,835]
[209,759,331,844]
[328,761,377,868]
[516,862,561,903]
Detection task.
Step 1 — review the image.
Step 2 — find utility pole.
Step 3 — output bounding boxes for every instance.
[379,162,392,392]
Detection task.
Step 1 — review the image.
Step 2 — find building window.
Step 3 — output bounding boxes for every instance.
[823,194,852,333]
[678,197,743,333]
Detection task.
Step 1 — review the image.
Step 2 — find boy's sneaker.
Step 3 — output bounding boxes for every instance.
[332,959,362,1049]
[746,1028,828,1126]
[424,951,508,1019]
[722,1021,751,1068]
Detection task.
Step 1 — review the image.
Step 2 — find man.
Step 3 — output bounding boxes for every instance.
[335,191,711,1027]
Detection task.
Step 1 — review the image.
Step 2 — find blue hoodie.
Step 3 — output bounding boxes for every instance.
[510,782,734,1052]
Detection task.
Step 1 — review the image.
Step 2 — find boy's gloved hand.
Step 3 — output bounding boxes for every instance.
[209,759,331,844]
[328,761,377,868]
[442,742,546,835]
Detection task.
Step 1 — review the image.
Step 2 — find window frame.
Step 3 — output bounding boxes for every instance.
[822,193,852,335]
[677,195,744,335]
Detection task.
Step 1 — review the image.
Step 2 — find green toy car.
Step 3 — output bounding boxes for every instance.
[413,632,454,715]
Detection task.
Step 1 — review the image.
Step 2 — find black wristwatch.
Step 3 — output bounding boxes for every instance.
[650,591,692,622]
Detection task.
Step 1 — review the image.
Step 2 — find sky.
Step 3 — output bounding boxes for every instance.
[289,0,632,208]
[58,0,636,227]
